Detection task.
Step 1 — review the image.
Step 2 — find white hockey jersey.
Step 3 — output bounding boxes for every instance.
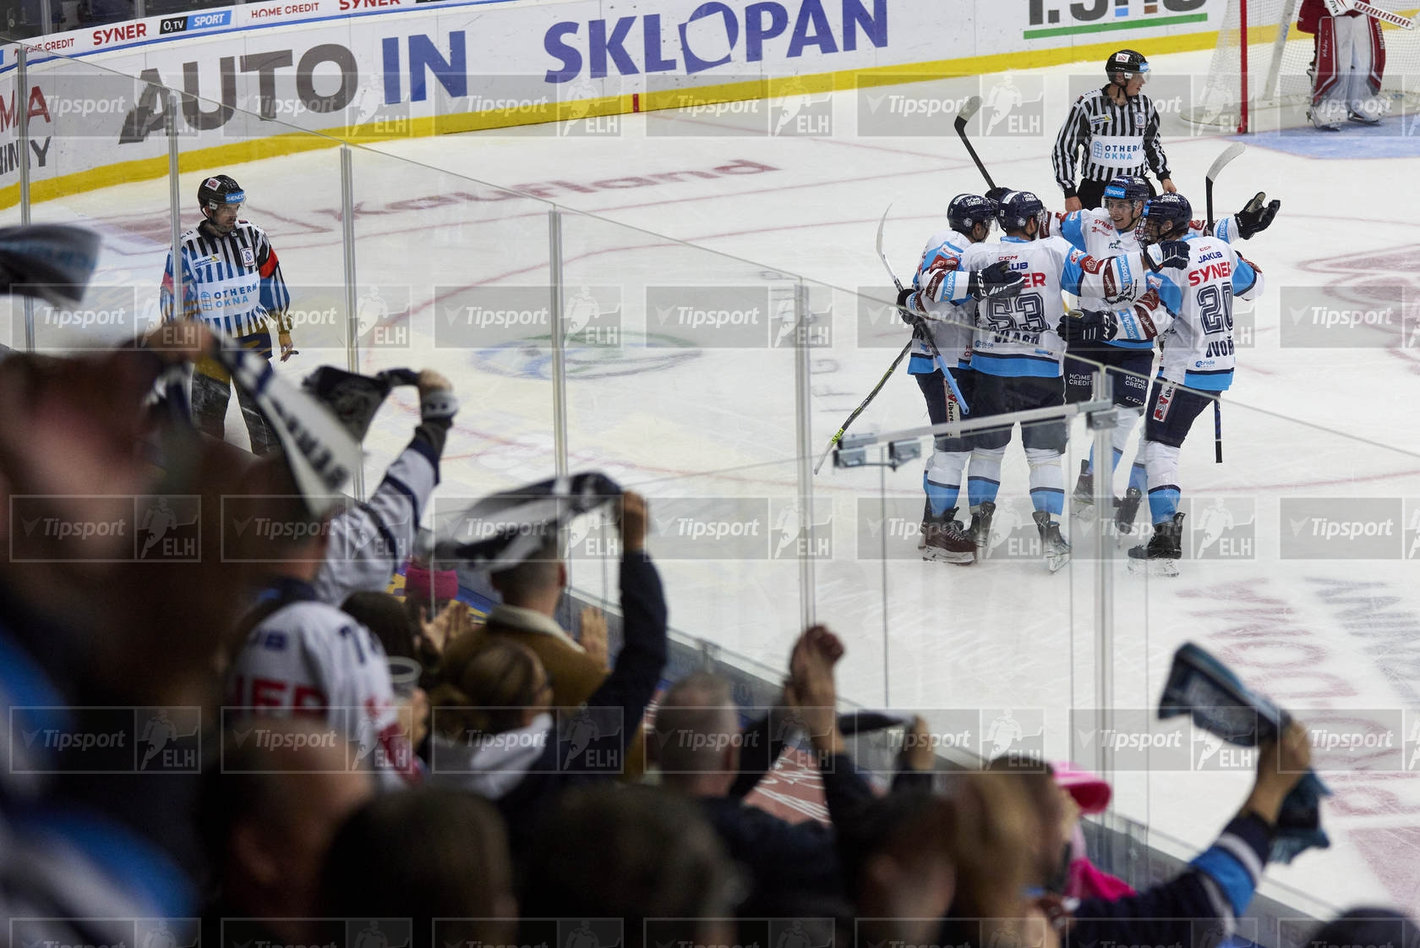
[226,584,419,790]
[1144,235,1262,391]
[1043,207,1245,353]
[311,437,440,605]
[908,226,978,373]
[952,235,1149,378]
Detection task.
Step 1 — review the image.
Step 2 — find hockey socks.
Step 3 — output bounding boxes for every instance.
[923,451,969,518]
[1145,441,1182,523]
[967,446,1004,508]
[1027,448,1065,517]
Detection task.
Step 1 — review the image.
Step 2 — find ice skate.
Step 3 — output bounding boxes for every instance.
[922,507,975,565]
[967,501,996,559]
[1128,512,1184,577]
[1071,460,1099,522]
[1034,510,1071,573]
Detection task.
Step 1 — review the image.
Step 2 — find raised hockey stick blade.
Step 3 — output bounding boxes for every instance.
[1205,143,1246,230]
[954,96,997,190]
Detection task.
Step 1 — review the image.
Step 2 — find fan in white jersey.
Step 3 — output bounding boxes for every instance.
[925,189,1178,572]
[1062,193,1264,574]
[1037,175,1279,529]
[227,369,461,788]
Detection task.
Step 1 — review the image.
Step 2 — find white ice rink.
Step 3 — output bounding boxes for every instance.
[17,43,1420,920]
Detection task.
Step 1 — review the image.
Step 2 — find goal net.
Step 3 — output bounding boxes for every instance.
[1185,0,1420,132]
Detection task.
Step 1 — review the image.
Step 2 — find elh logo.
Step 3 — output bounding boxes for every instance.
[1184,496,1255,560]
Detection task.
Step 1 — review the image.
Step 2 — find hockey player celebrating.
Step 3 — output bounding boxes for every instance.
[161,174,294,455]
[902,193,1000,565]
[1040,175,1279,528]
[1062,193,1262,574]
[924,190,1181,572]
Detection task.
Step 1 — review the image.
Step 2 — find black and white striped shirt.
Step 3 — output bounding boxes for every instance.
[160,219,291,337]
[1052,87,1170,197]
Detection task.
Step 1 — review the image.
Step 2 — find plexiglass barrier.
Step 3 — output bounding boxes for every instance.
[8,43,1420,928]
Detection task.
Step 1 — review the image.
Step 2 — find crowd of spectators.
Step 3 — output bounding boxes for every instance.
[0,312,1410,948]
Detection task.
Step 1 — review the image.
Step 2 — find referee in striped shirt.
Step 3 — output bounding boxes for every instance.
[1052,49,1177,212]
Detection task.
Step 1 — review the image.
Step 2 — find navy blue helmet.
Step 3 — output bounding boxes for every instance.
[1141,192,1192,242]
[947,193,994,235]
[1103,175,1150,205]
[996,190,1045,233]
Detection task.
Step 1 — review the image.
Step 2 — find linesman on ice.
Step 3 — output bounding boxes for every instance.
[1053,49,1176,211]
[161,173,295,455]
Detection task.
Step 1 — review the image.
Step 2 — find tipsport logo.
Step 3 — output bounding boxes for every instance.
[1071,709,1192,772]
[644,286,827,349]
[651,497,820,560]
[10,493,201,563]
[11,706,201,774]
[1277,285,1407,349]
[1280,497,1404,559]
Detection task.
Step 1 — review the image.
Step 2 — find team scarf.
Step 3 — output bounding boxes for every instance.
[1160,641,1331,863]
[429,472,622,572]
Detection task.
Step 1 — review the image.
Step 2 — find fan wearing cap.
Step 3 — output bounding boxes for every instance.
[1051,50,1177,212]
[160,173,294,455]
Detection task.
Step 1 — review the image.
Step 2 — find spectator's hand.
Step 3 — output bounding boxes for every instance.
[1160,177,1177,194]
[618,490,647,554]
[417,369,458,421]
[277,330,296,362]
[1243,719,1311,825]
[580,606,609,669]
[418,599,470,658]
[901,715,935,773]
[785,624,843,756]
[1064,196,1083,213]
[418,369,453,397]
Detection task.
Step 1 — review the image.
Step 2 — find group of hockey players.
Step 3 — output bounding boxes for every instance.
[899,53,1282,574]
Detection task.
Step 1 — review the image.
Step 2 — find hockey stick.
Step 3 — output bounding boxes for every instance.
[954,96,997,190]
[1205,143,1244,464]
[1324,0,1415,29]
[812,340,913,475]
[875,205,969,418]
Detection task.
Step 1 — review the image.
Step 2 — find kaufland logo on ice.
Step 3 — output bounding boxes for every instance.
[543,0,888,83]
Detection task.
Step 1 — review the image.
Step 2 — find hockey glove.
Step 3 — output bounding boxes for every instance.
[967,261,1024,301]
[1235,191,1281,239]
[895,285,922,325]
[1144,240,1190,272]
[984,186,1013,212]
[1056,309,1118,346]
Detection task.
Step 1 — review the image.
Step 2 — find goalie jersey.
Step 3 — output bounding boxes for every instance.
[908,226,978,373]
